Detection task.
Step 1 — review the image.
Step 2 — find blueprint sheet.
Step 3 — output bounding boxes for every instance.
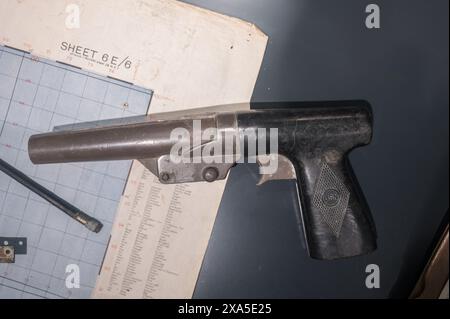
[0,45,151,298]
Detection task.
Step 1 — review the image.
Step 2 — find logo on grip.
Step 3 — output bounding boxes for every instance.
[312,162,350,237]
[322,189,341,207]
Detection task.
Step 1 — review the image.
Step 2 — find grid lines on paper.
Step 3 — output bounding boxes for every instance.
[0,45,152,299]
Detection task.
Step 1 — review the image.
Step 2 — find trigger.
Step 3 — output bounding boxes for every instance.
[256,154,297,186]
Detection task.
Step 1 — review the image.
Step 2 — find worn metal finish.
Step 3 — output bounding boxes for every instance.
[29,118,215,164]
[28,102,376,260]
[0,237,27,263]
[0,246,15,263]
[155,155,235,184]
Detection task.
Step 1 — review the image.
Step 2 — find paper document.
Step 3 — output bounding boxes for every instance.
[94,165,228,298]
[0,0,268,298]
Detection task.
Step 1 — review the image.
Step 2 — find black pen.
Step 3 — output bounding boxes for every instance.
[0,158,103,233]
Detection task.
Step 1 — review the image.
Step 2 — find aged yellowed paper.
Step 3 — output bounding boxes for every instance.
[0,0,267,298]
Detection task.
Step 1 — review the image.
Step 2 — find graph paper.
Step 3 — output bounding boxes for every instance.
[0,45,152,298]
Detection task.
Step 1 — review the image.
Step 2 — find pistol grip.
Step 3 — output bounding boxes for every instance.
[293,154,377,260]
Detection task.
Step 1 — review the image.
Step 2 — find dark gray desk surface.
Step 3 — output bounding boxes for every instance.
[182,0,448,298]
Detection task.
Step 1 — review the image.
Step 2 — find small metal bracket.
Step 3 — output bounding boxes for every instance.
[0,237,27,263]
[138,135,239,184]
[141,155,235,184]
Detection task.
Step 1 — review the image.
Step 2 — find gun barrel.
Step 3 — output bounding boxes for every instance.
[28,118,215,164]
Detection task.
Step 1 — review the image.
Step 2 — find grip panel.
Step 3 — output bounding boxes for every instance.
[293,154,377,260]
[236,102,376,259]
